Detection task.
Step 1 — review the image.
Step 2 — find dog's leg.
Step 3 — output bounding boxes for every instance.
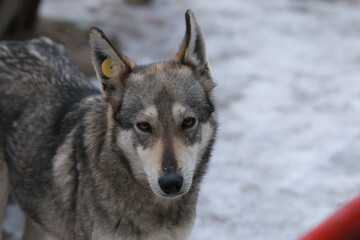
[22,217,48,240]
[0,149,9,240]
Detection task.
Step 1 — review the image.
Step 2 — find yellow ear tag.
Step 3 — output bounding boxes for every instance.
[101,58,113,78]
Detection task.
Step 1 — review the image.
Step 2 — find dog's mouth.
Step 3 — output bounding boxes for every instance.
[158,189,187,199]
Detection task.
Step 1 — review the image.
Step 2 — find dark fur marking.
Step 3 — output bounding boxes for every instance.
[52,86,99,141]
[114,103,145,130]
[3,137,19,175]
[194,35,205,64]
[161,138,177,173]
[88,180,112,228]
[71,124,85,213]
[95,128,106,159]
[193,120,217,185]
[114,217,122,231]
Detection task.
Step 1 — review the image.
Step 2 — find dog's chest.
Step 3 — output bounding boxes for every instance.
[91,223,192,240]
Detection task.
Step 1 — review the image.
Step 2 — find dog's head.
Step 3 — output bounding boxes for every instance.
[89,10,216,198]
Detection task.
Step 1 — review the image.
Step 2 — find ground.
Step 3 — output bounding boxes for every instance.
[3,0,360,239]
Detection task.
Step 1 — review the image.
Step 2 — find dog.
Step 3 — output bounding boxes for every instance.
[0,9,217,240]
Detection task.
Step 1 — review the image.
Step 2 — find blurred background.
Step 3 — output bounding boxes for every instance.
[2,0,360,239]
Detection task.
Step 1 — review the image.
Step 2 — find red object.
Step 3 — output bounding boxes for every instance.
[298,195,360,240]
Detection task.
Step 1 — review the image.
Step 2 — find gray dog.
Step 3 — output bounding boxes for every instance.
[0,10,217,240]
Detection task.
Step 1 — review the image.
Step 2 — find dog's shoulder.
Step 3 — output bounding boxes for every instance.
[0,37,88,88]
[0,36,64,58]
[0,37,67,67]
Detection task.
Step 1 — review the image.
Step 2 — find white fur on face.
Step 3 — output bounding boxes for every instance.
[136,139,164,197]
[117,129,165,195]
[197,121,213,164]
[117,129,146,181]
[171,103,214,195]
[172,137,198,195]
[117,105,165,195]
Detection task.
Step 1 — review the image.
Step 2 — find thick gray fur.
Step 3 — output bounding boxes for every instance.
[0,10,217,240]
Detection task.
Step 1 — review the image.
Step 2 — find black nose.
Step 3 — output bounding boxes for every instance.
[158,173,183,195]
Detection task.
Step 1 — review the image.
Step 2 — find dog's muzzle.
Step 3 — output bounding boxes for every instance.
[158,173,183,196]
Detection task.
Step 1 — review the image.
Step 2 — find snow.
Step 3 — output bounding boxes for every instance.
[4,0,360,239]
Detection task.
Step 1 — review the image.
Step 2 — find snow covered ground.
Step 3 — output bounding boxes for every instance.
[4,0,360,239]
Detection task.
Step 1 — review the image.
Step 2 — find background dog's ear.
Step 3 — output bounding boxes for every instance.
[89,28,135,105]
[175,10,215,94]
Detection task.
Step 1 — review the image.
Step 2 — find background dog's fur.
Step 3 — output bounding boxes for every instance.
[0,10,216,240]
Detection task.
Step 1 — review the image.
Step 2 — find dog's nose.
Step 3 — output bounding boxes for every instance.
[158,173,183,195]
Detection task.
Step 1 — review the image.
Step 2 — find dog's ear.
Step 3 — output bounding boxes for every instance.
[175,10,215,94]
[89,27,135,105]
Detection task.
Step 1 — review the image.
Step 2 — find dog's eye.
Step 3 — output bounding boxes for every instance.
[182,118,196,129]
[136,122,152,132]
